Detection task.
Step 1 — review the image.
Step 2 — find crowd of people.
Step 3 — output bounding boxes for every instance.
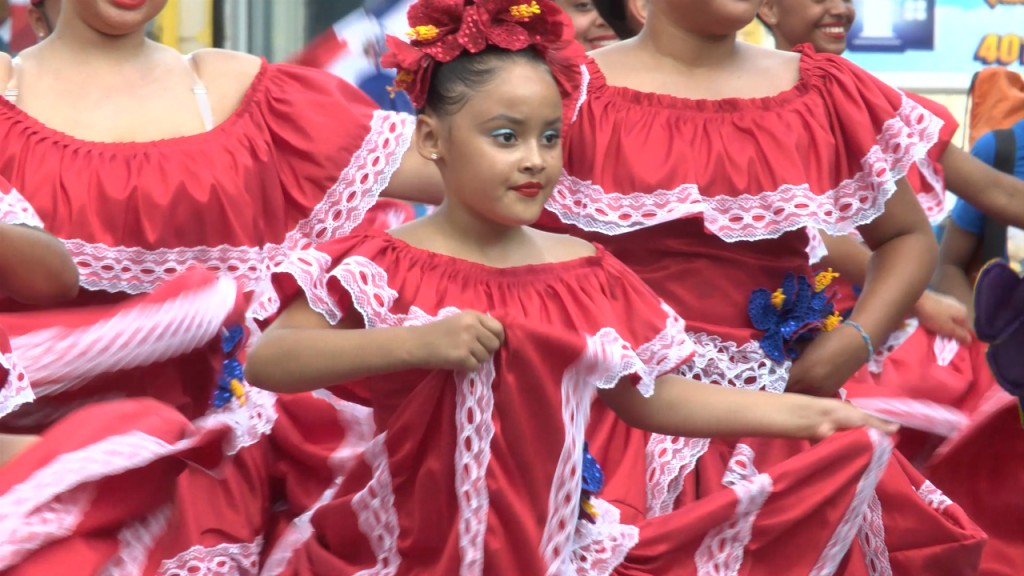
[0,0,1019,574]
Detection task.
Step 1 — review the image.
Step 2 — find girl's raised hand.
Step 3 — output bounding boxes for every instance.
[416,311,506,371]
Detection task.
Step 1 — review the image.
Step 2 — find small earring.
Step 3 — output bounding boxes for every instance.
[430,153,439,160]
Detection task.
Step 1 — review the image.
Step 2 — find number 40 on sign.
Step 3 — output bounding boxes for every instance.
[975,34,1024,66]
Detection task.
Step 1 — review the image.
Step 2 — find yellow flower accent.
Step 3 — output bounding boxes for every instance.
[814,268,840,292]
[581,499,599,519]
[406,25,440,41]
[230,378,247,406]
[822,311,843,332]
[509,1,542,19]
[771,288,786,310]
[387,70,415,99]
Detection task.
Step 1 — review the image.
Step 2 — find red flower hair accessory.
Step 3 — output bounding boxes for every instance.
[381,0,571,109]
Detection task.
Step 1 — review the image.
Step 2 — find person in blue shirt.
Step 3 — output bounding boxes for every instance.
[936,118,1024,318]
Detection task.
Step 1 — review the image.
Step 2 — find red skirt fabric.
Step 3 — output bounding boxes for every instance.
[926,390,1024,576]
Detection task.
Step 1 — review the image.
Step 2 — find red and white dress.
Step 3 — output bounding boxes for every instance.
[537,45,987,573]
[0,62,412,573]
[266,229,695,574]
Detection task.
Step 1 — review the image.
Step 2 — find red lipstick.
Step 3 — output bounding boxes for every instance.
[511,181,543,198]
[110,0,147,9]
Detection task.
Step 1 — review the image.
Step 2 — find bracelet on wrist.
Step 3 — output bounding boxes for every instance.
[842,320,874,361]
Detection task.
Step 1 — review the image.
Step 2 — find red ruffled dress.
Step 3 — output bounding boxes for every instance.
[266,230,694,574]
[0,62,413,573]
[537,46,987,573]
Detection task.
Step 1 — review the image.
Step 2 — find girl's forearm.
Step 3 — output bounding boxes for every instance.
[600,374,831,439]
[245,326,427,393]
[849,229,936,349]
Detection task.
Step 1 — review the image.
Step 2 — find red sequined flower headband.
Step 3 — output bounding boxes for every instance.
[381,0,571,110]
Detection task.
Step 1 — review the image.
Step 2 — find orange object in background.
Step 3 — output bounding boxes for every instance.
[967,67,1024,148]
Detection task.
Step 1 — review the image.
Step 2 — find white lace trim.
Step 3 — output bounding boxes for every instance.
[547,173,704,236]
[695,445,774,576]
[542,330,621,574]
[646,333,789,517]
[0,187,44,228]
[351,434,402,576]
[99,505,173,576]
[857,493,892,576]
[807,228,829,266]
[210,385,280,454]
[158,537,263,576]
[867,319,919,374]
[571,64,590,124]
[549,95,940,242]
[645,435,711,519]
[677,332,790,394]
[634,301,695,397]
[850,397,967,438]
[571,497,639,576]
[52,111,413,325]
[915,157,948,224]
[932,335,959,368]
[0,351,33,424]
[916,480,953,512]
[455,360,497,576]
[810,429,894,576]
[260,394,374,576]
[0,428,224,571]
[6,276,237,402]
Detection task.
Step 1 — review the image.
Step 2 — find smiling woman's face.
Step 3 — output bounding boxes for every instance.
[555,0,619,51]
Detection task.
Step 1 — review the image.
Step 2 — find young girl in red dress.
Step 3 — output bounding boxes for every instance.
[243,4,900,572]
[529,0,986,572]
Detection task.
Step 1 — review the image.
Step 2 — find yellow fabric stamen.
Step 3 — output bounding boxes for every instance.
[822,311,843,332]
[230,379,247,406]
[771,288,786,310]
[509,1,542,19]
[581,499,599,519]
[406,25,440,41]
[814,268,840,292]
[387,70,414,99]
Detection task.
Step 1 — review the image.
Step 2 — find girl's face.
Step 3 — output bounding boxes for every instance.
[760,0,856,55]
[556,0,618,51]
[65,0,166,37]
[428,60,563,229]
[655,0,761,37]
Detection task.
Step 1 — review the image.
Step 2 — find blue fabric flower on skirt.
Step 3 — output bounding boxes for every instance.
[213,324,247,408]
[579,441,604,523]
[748,269,843,363]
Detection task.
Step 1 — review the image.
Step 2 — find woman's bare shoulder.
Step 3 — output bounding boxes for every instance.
[187,48,264,119]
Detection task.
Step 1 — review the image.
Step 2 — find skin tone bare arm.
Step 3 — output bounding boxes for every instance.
[600,373,897,441]
[244,297,505,393]
[934,221,981,320]
[788,178,937,395]
[943,145,1024,229]
[0,224,78,305]
[818,233,972,344]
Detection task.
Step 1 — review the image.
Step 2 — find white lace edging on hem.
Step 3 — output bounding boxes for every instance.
[157,537,264,576]
[547,94,941,242]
